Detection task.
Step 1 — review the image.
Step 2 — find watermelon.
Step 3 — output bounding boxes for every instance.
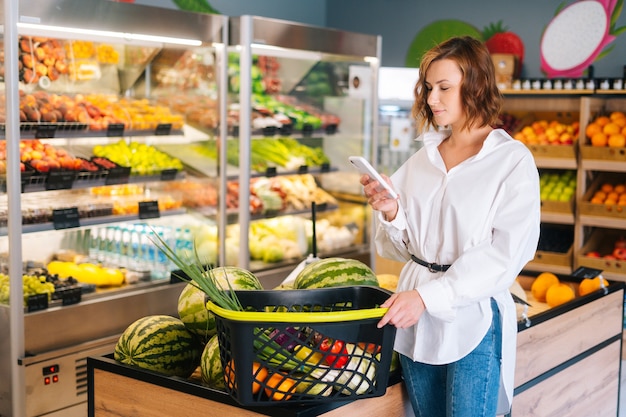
[293,257,379,289]
[177,266,263,343]
[200,334,225,389]
[114,315,202,378]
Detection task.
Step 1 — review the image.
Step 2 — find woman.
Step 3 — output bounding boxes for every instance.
[361,36,540,416]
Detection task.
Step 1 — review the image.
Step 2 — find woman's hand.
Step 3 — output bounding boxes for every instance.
[377,290,425,329]
[360,174,399,221]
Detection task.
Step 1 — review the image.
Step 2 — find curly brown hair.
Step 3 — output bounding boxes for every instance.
[411,36,502,133]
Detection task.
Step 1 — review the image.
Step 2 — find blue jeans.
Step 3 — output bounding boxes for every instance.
[400,299,502,417]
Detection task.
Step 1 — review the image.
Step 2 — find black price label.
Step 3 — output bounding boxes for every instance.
[105,166,131,185]
[46,170,76,190]
[265,167,277,177]
[160,168,178,181]
[155,123,172,136]
[298,165,309,174]
[570,266,604,279]
[60,287,82,306]
[53,207,80,229]
[27,293,49,312]
[107,123,125,137]
[35,124,57,139]
[320,163,330,173]
[138,200,160,219]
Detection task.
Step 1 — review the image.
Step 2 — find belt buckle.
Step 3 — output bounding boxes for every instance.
[428,263,437,273]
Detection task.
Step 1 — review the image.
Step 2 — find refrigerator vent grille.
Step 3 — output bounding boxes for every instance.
[75,356,89,396]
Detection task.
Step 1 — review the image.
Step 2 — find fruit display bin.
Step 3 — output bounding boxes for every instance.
[511,273,624,416]
[207,287,397,407]
[580,144,626,162]
[580,172,626,219]
[577,228,626,275]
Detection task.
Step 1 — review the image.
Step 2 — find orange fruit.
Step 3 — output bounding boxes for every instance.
[614,184,626,194]
[546,283,576,307]
[607,191,620,201]
[578,276,609,296]
[608,133,626,148]
[613,117,626,128]
[601,183,614,193]
[621,125,626,137]
[591,132,608,147]
[264,373,296,401]
[603,122,621,135]
[531,272,560,302]
[591,196,605,204]
[610,111,625,120]
[595,116,611,126]
[252,362,269,394]
[585,122,602,138]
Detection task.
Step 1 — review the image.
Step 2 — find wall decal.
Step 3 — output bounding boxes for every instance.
[540,0,626,78]
[404,19,482,67]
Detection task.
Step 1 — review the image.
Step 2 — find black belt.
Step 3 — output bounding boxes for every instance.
[410,254,451,272]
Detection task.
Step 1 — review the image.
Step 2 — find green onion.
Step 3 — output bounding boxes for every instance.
[148,227,243,311]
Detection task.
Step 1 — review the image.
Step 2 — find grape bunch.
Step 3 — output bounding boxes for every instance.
[0,273,55,306]
[497,112,522,135]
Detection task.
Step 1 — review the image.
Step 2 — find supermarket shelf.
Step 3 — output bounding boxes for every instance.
[581,159,626,173]
[579,215,626,229]
[541,211,575,225]
[523,262,572,275]
[533,157,578,170]
[0,208,187,236]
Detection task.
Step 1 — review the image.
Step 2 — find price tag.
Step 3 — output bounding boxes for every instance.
[107,123,125,137]
[60,287,82,306]
[160,168,178,181]
[35,124,57,139]
[138,200,160,219]
[46,170,76,190]
[52,207,80,229]
[155,123,172,136]
[320,163,330,173]
[105,166,131,185]
[298,165,309,174]
[27,293,48,312]
[265,167,277,177]
[570,266,603,279]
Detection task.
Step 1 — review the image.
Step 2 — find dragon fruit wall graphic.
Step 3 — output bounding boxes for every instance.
[541,0,626,78]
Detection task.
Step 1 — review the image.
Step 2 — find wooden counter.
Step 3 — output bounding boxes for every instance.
[88,279,624,417]
[88,356,409,417]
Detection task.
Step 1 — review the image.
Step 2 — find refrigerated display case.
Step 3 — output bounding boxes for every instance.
[227,15,382,277]
[0,2,228,416]
[0,4,382,416]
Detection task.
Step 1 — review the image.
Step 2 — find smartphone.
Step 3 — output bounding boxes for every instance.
[349,156,398,199]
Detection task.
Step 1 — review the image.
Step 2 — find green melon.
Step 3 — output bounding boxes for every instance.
[177,266,263,343]
[114,315,201,378]
[293,257,379,289]
[200,334,225,390]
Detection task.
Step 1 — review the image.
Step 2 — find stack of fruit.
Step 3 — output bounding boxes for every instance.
[539,170,576,203]
[585,111,626,148]
[585,236,626,260]
[513,119,579,146]
[530,271,608,307]
[588,181,626,206]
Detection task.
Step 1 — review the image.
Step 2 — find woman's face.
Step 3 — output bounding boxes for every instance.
[424,58,465,129]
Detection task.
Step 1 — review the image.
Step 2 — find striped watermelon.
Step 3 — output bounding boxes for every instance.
[114,315,201,378]
[177,266,263,343]
[294,257,379,289]
[200,334,225,389]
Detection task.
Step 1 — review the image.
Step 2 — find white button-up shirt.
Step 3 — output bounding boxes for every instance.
[375,128,540,413]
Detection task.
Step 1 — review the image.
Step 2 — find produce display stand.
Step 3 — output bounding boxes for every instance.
[511,275,624,416]
[87,355,407,417]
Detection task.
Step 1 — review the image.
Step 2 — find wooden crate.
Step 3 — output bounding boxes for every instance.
[532,245,572,267]
[540,197,574,215]
[577,228,626,274]
[580,172,626,219]
[581,144,626,161]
